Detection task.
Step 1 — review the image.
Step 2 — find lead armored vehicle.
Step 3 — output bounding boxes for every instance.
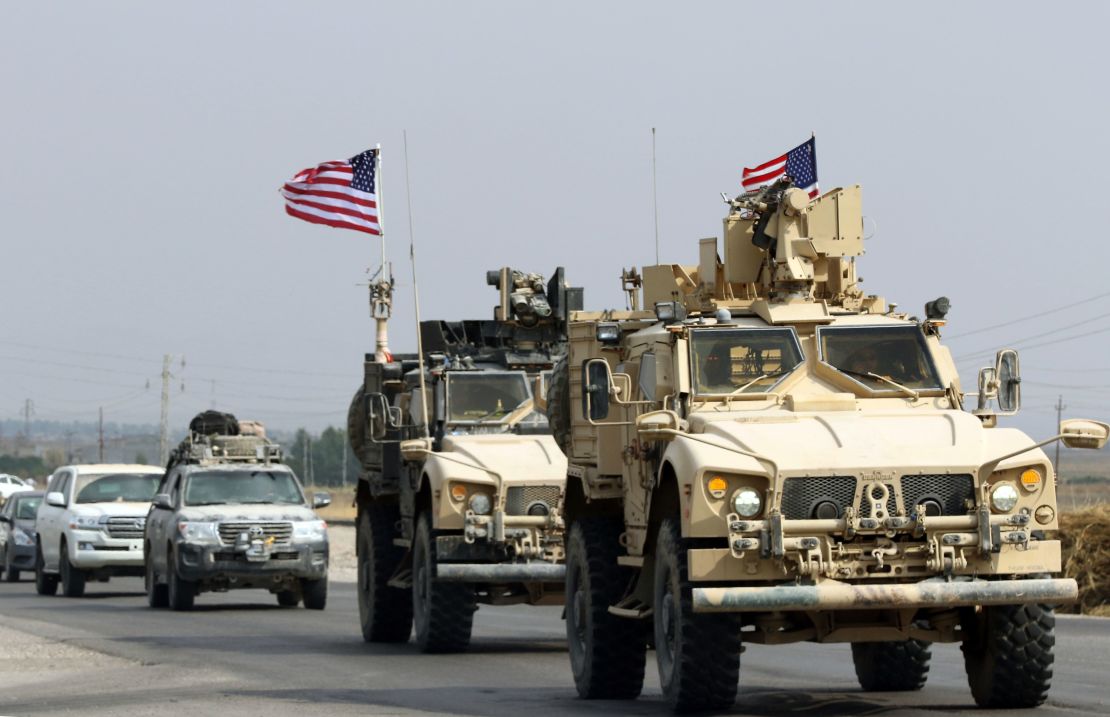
[144,411,332,611]
[348,267,582,652]
[548,177,1108,711]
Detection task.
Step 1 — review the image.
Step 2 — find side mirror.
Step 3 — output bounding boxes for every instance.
[636,410,681,442]
[152,493,174,511]
[582,359,611,421]
[400,437,433,462]
[1060,419,1110,450]
[995,349,1021,414]
[312,492,332,509]
[45,491,66,508]
[0,515,11,524]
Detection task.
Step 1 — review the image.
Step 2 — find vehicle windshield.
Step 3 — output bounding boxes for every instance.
[691,328,804,396]
[74,473,161,504]
[446,372,532,422]
[183,469,304,506]
[818,325,944,392]
[14,496,42,520]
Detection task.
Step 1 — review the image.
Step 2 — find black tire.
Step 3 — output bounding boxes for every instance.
[277,590,300,607]
[412,513,475,653]
[357,504,412,641]
[852,639,932,691]
[302,578,327,610]
[59,542,86,598]
[962,603,1055,708]
[167,549,196,611]
[565,518,646,700]
[3,545,18,582]
[654,518,740,712]
[145,550,168,608]
[546,355,571,455]
[34,543,59,596]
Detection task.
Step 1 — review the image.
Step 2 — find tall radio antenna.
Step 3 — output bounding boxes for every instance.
[404,130,430,438]
[652,127,660,265]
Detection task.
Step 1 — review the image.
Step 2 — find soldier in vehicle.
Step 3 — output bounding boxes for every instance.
[699,341,733,392]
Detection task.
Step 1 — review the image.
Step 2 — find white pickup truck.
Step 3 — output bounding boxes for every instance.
[35,463,163,597]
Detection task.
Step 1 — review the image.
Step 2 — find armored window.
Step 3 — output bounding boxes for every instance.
[445,372,532,423]
[818,324,944,394]
[690,328,804,396]
[639,353,657,402]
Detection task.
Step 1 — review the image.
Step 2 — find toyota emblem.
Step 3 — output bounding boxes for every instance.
[249,526,264,538]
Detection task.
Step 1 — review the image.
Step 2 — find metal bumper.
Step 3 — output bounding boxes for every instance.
[692,577,1079,613]
[436,562,565,582]
[176,541,328,583]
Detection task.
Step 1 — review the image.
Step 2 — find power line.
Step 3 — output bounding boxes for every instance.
[945,290,1110,340]
[955,323,1110,362]
[953,311,1110,361]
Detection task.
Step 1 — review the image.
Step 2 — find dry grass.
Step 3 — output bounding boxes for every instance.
[1060,504,1110,615]
[307,485,358,523]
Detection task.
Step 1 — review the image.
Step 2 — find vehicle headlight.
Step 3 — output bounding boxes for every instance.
[177,521,220,544]
[12,527,35,546]
[990,483,1020,513]
[732,489,762,518]
[292,519,328,541]
[68,515,104,531]
[468,493,492,515]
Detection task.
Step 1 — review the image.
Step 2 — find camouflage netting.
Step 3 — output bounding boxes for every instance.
[1060,505,1110,616]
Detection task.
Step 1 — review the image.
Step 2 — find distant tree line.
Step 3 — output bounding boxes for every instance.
[282,426,360,487]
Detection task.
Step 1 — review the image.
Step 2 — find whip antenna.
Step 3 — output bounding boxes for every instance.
[404,130,431,438]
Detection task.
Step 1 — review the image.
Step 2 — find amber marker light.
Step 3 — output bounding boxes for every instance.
[707,476,728,499]
[1020,469,1042,492]
[450,484,468,502]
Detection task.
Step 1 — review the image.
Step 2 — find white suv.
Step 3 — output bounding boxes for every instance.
[35,464,163,597]
[0,473,33,502]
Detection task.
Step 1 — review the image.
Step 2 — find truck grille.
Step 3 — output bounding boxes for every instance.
[217,522,293,545]
[505,486,561,516]
[780,476,856,520]
[105,516,146,539]
[901,474,974,516]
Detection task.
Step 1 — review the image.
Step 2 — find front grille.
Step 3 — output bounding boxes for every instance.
[505,486,561,516]
[217,522,293,545]
[105,516,145,539]
[780,477,856,520]
[901,474,974,516]
[213,550,299,562]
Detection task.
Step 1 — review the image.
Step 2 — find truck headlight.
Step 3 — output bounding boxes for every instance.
[177,521,220,544]
[68,515,104,531]
[732,489,762,518]
[990,483,1019,513]
[468,493,492,515]
[292,520,328,541]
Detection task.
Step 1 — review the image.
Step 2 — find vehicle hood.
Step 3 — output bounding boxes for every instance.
[438,434,567,485]
[176,504,317,522]
[689,409,1044,474]
[68,502,152,519]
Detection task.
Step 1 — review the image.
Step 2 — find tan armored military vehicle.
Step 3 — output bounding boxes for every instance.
[547,177,1107,712]
[349,267,583,652]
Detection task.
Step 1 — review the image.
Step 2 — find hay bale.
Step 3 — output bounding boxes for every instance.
[1059,505,1110,615]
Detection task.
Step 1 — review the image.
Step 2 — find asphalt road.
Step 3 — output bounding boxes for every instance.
[0,576,1107,717]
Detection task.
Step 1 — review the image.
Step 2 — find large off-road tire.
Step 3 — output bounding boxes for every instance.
[60,542,87,598]
[145,550,169,608]
[34,543,59,596]
[276,590,300,607]
[168,549,197,611]
[412,514,475,653]
[348,386,373,469]
[302,578,327,610]
[358,504,413,642]
[654,518,740,712]
[546,355,571,455]
[962,603,1055,708]
[852,639,932,691]
[565,518,646,700]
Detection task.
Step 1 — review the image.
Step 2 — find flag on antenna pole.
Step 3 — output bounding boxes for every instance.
[741,137,819,199]
[282,148,381,235]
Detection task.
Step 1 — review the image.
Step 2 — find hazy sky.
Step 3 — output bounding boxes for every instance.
[2,1,1108,437]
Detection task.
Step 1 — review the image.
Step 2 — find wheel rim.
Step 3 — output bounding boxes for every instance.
[655,560,677,683]
[566,556,587,669]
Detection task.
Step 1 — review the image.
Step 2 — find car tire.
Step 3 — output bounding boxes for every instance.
[301,579,327,610]
[852,639,931,691]
[145,549,169,608]
[2,546,17,582]
[34,543,59,596]
[277,590,300,607]
[357,504,412,642]
[962,603,1055,708]
[412,513,474,653]
[167,550,196,611]
[60,542,87,598]
[565,517,647,700]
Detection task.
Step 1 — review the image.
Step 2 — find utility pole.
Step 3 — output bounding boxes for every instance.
[159,354,172,466]
[1054,395,1066,482]
[20,398,34,437]
[98,406,105,462]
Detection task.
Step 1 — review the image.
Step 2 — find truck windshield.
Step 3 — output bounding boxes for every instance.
[183,470,304,506]
[446,372,532,422]
[74,473,161,504]
[691,328,804,396]
[818,325,943,392]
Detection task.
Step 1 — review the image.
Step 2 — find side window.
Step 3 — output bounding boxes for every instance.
[0,476,9,484]
[638,353,657,402]
[169,473,182,505]
[57,473,72,499]
[46,472,62,494]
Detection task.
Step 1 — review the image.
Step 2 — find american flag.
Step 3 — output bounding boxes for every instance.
[741,137,819,199]
[282,148,381,235]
